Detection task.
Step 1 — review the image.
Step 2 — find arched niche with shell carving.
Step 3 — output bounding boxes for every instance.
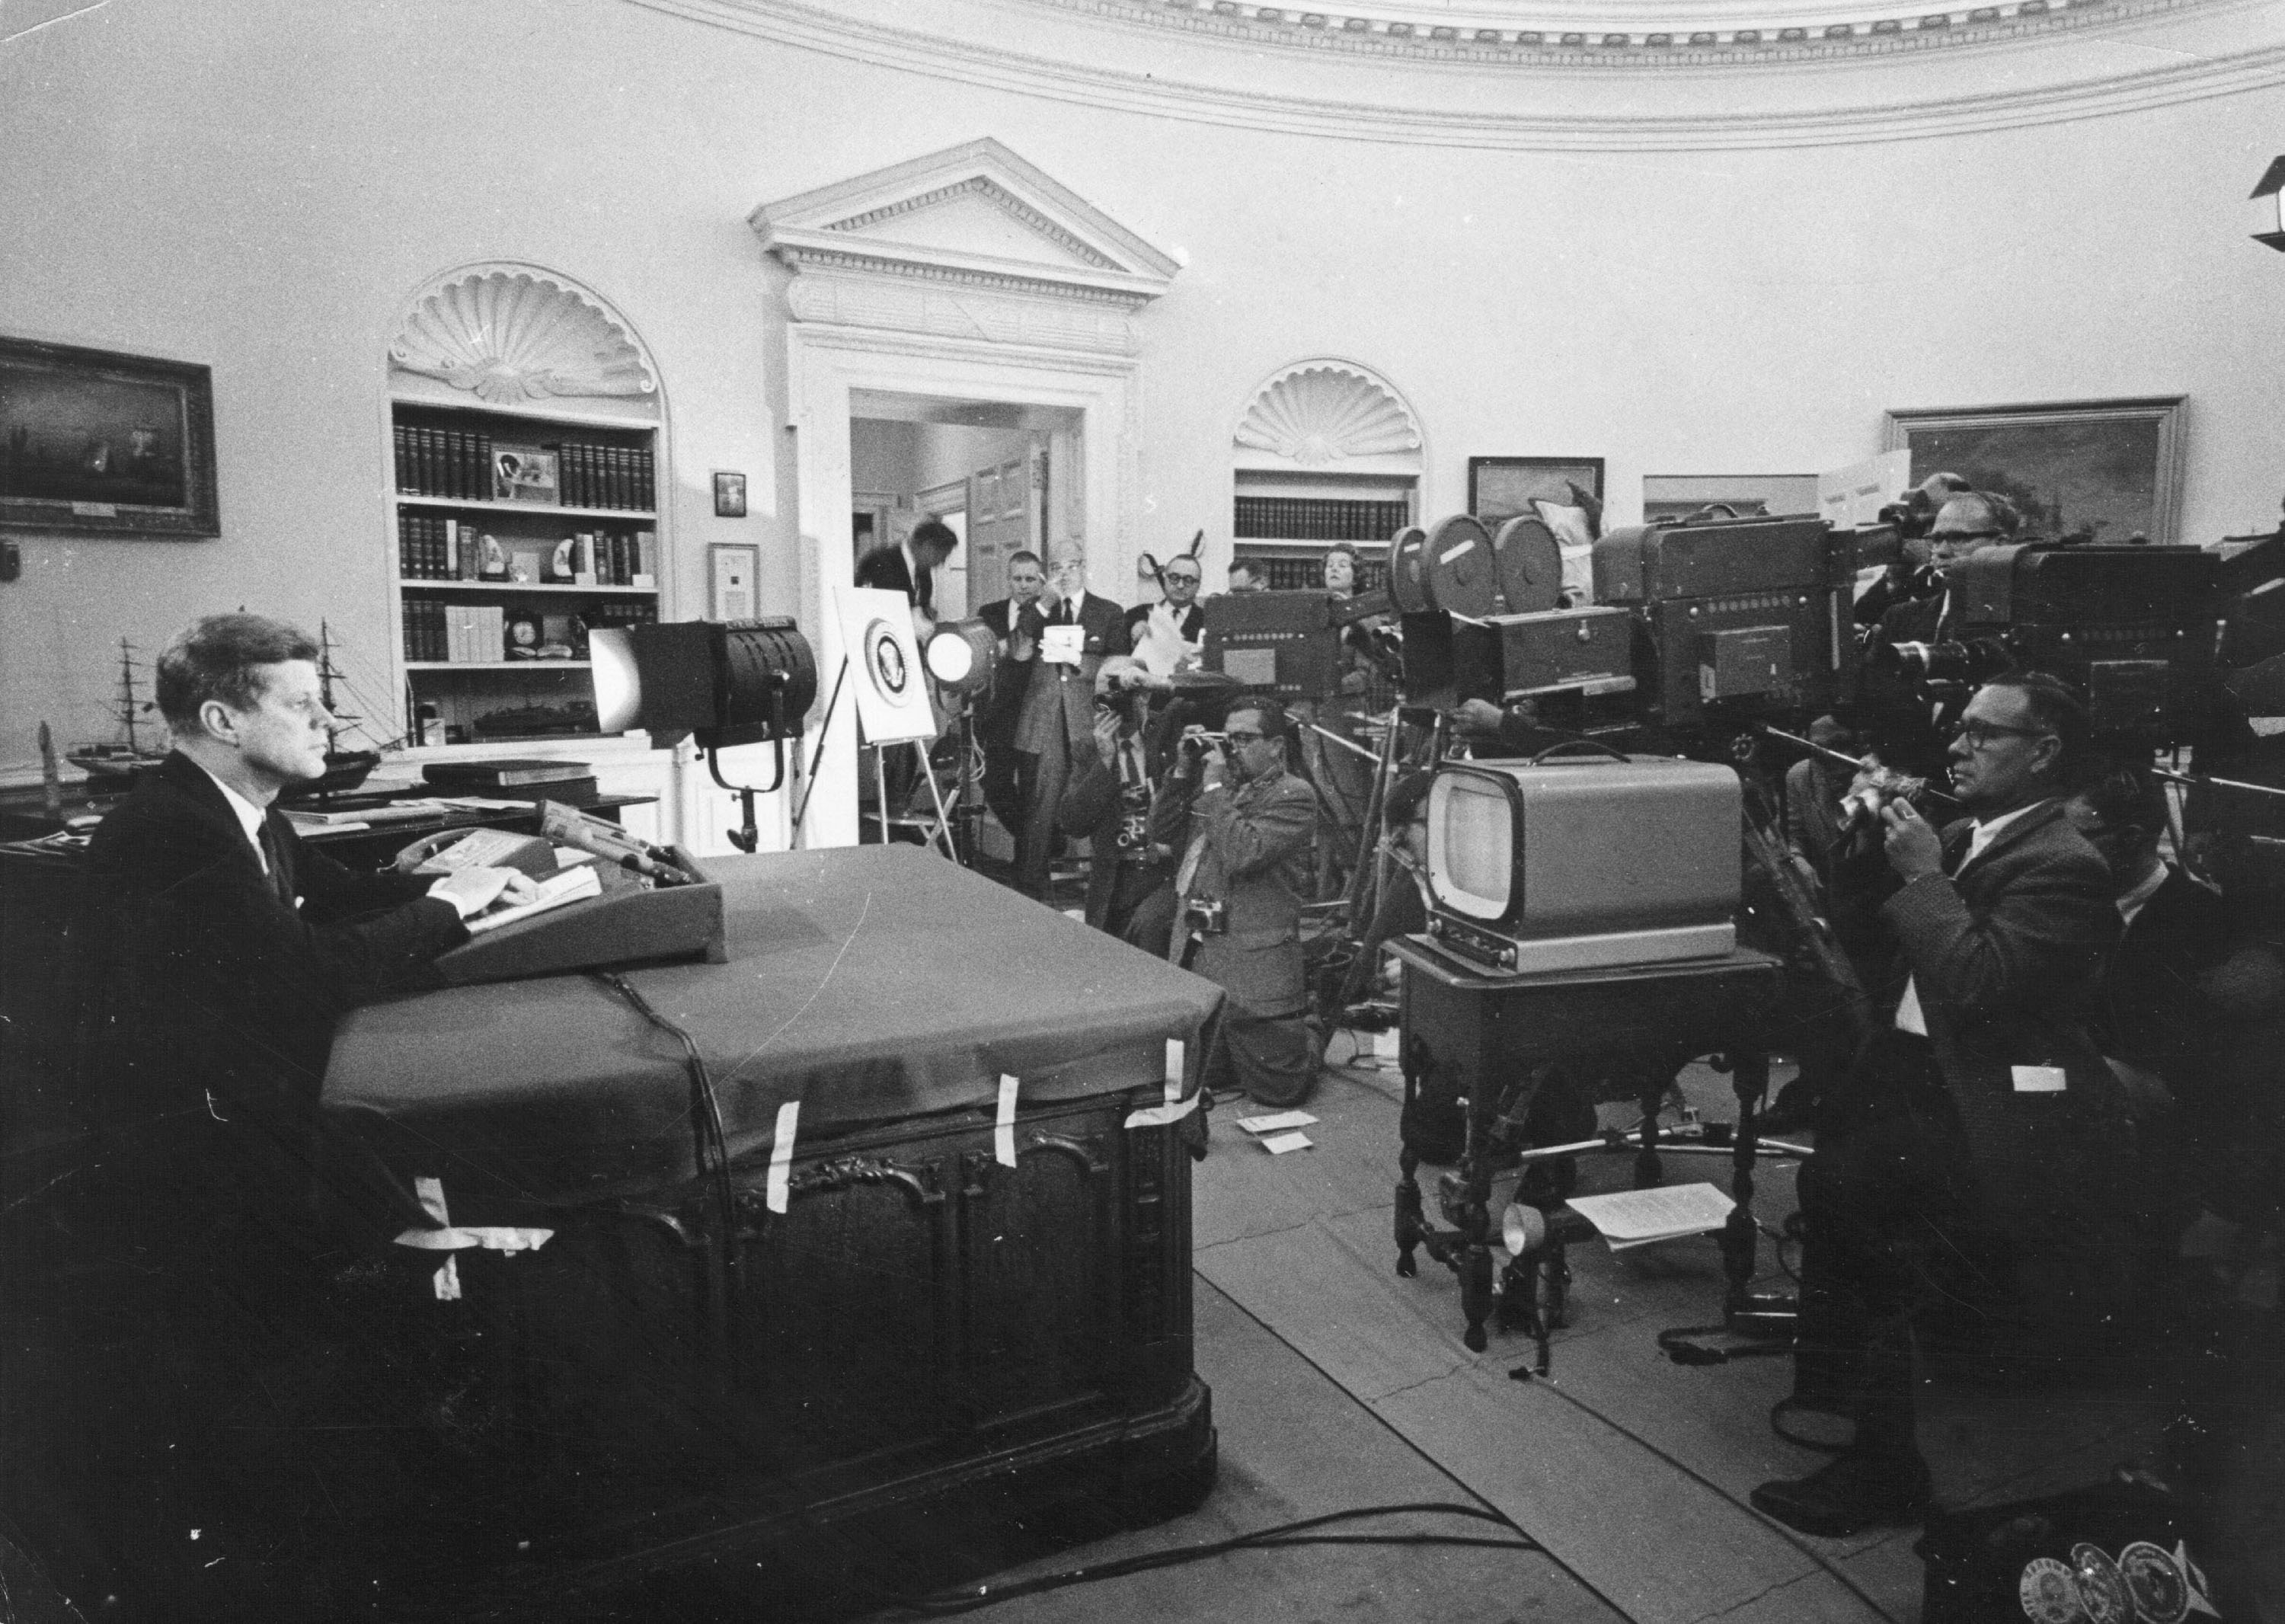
[388,264,659,411]
[1232,360,1423,475]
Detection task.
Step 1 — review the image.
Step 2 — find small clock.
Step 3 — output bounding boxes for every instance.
[505,611,543,658]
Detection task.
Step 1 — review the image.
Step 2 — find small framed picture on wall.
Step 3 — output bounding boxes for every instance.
[711,542,760,622]
[713,470,747,518]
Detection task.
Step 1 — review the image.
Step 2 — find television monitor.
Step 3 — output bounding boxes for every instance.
[1423,757,1740,974]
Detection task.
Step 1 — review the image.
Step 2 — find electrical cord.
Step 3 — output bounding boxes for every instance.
[871,1502,1544,1616]
[598,971,737,1261]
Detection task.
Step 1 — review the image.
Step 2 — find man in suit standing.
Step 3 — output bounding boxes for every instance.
[57,613,534,1616]
[1126,553,1205,656]
[1012,543,1131,900]
[973,548,1046,858]
[855,515,960,632]
[1752,671,2124,1538]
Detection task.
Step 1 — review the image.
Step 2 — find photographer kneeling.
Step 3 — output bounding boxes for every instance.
[1155,699,1320,1108]
[1753,670,2129,1538]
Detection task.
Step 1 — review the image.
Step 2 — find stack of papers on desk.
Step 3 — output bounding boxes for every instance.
[466,865,602,934]
[1565,1183,1734,1251]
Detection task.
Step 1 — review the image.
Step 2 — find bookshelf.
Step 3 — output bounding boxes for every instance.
[388,398,662,746]
[1230,472,1411,592]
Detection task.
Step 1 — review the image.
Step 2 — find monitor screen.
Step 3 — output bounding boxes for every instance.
[1429,772,1512,922]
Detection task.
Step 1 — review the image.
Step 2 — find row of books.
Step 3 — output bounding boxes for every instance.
[391,423,656,512]
[555,441,654,512]
[395,424,494,502]
[398,513,654,584]
[1233,496,1411,542]
[403,601,511,664]
[1233,553,1392,593]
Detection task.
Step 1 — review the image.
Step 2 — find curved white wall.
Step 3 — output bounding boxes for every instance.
[3,0,2281,782]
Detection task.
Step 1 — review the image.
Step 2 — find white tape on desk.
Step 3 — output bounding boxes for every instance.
[996,1073,1021,1168]
[395,1175,555,1254]
[1123,1092,1200,1130]
[766,1100,801,1213]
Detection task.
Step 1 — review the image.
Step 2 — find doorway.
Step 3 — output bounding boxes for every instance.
[847,393,1082,623]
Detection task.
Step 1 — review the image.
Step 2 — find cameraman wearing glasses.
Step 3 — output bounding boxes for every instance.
[1854,490,2022,785]
[1753,670,2127,1539]
[1152,699,1320,1108]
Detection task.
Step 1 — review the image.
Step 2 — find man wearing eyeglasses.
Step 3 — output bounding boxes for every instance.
[1153,700,1320,1108]
[1753,670,2125,1539]
[1852,491,2021,784]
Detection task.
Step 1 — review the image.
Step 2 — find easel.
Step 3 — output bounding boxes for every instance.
[861,734,956,858]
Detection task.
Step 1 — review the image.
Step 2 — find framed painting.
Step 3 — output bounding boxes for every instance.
[1468,456,1605,524]
[0,336,219,537]
[1882,397,2186,547]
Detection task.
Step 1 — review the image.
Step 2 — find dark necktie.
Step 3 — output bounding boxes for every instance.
[257,818,295,909]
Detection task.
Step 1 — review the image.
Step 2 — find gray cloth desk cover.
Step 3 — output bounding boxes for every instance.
[324,844,1222,1223]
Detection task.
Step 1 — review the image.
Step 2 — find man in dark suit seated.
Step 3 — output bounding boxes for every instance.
[55,613,535,1616]
[1752,671,2127,1538]
[855,514,959,632]
[1152,699,1319,1108]
[1011,544,1132,900]
[973,548,1046,853]
[2066,767,2285,1191]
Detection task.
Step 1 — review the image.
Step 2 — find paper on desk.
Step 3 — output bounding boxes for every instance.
[465,864,601,933]
[1566,1182,1734,1250]
[1236,1111,1318,1136]
[1260,1131,1313,1154]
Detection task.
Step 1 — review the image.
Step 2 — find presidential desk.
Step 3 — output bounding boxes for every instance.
[320,844,1220,1613]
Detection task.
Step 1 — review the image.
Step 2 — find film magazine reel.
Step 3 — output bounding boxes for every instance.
[1388,513,1565,619]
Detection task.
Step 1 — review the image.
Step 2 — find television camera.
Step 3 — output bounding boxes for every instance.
[1875,539,2225,744]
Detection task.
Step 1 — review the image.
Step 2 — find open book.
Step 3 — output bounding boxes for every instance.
[1564,1183,1736,1252]
[466,864,602,935]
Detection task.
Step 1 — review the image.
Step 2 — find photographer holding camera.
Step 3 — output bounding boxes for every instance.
[1153,699,1320,1108]
[1752,670,2129,1538]
[1057,659,1181,952]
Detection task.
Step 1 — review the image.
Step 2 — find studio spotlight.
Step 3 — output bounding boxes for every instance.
[590,617,818,852]
[923,618,999,695]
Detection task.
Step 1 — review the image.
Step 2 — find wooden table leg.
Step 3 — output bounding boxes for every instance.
[1721,1047,1770,1319]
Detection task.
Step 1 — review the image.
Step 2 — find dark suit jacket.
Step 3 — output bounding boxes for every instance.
[973,595,1037,746]
[1874,801,2126,1208]
[855,543,932,614]
[1058,746,1160,931]
[2096,867,2234,1109]
[1124,600,1204,643]
[68,753,467,1183]
[1852,593,1954,781]
[1013,592,1131,756]
[1152,762,1316,1015]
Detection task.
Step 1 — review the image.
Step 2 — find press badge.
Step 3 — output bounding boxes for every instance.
[2011,1065,2067,1093]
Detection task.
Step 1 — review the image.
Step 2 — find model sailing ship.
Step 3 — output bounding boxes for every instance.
[66,640,168,785]
[280,621,383,801]
[66,628,389,799]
